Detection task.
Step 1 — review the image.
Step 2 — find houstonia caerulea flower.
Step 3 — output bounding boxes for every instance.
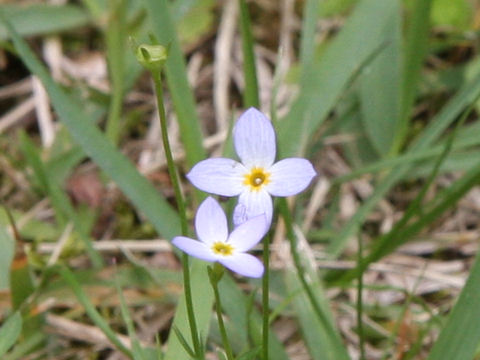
[172,197,267,278]
[187,107,317,226]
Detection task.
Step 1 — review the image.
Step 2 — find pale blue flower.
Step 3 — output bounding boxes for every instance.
[187,107,317,226]
[172,197,266,278]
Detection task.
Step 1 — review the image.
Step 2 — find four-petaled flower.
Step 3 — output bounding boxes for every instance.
[187,107,317,226]
[172,197,267,278]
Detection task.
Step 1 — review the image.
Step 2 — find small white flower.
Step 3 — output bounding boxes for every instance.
[187,107,317,226]
[172,197,267,278]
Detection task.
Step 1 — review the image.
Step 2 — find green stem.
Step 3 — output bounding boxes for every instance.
[279,198,348,359]
[262,233,270,360]
[210,265,234,360]
[151,70,201,358]
[357,234,366,360]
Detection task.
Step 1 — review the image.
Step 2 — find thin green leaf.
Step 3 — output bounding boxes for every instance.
[0,214,14,290]
[105,0,127,144]
[279,199,350,360]
[172,326,196,359]
[427,250,480,360]
[299,0,321,69]
[115,279,147,360]
[358,0,401,156]
[392,0,433,154]
[0,312,22,356]
[0,4,90,39]
[238,0,259,108]
[18,132,102,267]
[3,332,45,360]
[59,267,133,358]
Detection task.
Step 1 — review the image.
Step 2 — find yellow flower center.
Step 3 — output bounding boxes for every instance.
[211,242,234,256]
[243,167,271,191]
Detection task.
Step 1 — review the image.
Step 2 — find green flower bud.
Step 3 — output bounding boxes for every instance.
[135,44,168,72]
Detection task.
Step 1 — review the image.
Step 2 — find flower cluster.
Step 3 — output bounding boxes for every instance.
[172,108,316,277]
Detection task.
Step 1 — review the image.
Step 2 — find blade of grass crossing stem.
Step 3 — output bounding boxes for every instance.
[59,267,133,358]
[284,271,342,360]
[332,133,480,184]
[1,14,182,239]
[278,0,399,158]
[238,0,259,108]
[375,160,480,261]
[105,0,127,145]
[218,275,290,360]
[392,0,433,155]
[115,278,148,360]
[142,0,206,171]
[0,312,22,356]
[280,199,349,360]
[427,250,480,360]
[326,70,480,258]
[18,132,103,267]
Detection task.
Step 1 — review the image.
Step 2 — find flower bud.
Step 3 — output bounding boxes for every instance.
[135,44,168,72]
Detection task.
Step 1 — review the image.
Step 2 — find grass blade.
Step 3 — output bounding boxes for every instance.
[426,250,480,360]
[238,0,259,108]
[105,0,127,144]
[358,0,401,156]
[0,3,90,39]
[392,0,433,154]
[0,312,22,356]
[59,267,133,358]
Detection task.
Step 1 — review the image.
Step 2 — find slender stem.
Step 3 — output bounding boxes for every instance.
[357,234,366,360]
[211,270,234,360]
[262,232,270,360]
[151,70,201,357]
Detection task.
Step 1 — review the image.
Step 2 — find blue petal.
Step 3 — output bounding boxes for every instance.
[233,108,276,168]
[195,197,228,245]
[187,158,246,196]
[234,190,273,228]
[267,158,316,196]
[219,253,264,278]
[228,214,267,252]
[172,236,217,262]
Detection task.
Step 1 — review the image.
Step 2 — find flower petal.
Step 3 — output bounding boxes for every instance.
[219,253,264,278]
[233,190,273,228]
[233,108,276,168]
[187,158,246,196]
[266,158,316,196]
[172,236,217,262]
[228,214,267,252]
[195,197,228,245]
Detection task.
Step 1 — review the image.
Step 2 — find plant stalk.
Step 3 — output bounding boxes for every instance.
[152,70,201,358]
[262,232,270,360]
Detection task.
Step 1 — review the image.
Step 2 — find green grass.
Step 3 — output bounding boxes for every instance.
[1,0,480,358]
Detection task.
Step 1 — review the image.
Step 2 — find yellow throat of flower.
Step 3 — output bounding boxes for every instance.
[211,242,234,256]
[244,167,271,191]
